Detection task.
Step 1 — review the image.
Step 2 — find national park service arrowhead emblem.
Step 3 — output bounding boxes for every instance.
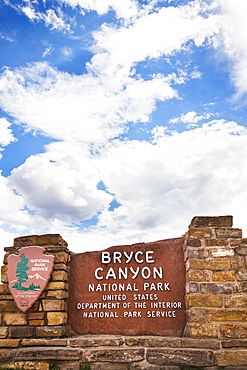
[7,246,54,312]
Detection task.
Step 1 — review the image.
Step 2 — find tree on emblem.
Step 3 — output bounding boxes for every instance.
[12,253,29,290]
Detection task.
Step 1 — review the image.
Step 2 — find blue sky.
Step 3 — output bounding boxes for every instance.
[0,0,247,261]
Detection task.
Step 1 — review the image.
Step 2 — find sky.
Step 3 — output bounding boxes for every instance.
[0,0,247,263]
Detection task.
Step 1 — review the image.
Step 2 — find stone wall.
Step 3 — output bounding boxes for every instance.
[0,234,70,341]
[0,216,247,369]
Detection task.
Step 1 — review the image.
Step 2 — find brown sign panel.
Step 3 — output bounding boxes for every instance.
[68,237,186,336]
[7,246,54,312]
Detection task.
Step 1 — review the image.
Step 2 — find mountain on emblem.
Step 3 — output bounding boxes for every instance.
[7,246,54,312]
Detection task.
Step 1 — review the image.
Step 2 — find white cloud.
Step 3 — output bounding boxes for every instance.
[0,118,16,147]
[169,111,213,125]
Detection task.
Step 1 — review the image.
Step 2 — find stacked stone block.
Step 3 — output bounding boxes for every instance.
[184,216,247,342]
[0,234,70,342]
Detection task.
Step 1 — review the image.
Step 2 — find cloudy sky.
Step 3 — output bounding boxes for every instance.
[0,0,247,262]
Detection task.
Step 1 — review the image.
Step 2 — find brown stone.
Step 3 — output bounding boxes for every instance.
[54,252,70,264]
[47,290,68,299]
[215,227,242,238]
[220,323,247,338]
[182,338,220,349]
[236,270,247,281]
[184,323,218,338]
[0,300,18,312]
[188,228,212,238]
[0,284,9,294]
[9,326,33,338]
[46,281,68,290]
[36,326,68,337]
[0,328,8,339]
[4,313,27,325]
[185,248,209,259]
[125,337,182,348]
[186,259,231,271]
[189,216,233,228]
[187,294,223,308]
[68,238,186,336]
[70,336,124,347]
[222,339,247,348]
[81,348,144,363]
[0,339,20,347]
[212,271,235,281]
[209,283,233,294]
[1,362,49,370]
[230,257,245,269]
[146,348,215,366]
[186,308,207,323]
[42,299,66,311]
[187,270,211,282]
[207,309,247,322]
[52,270,68,281]
[235,246,247,255]
[186,238,201,247]
[15,347,81,361]
[186,282,199,293]
[225,295,247,308]
[53,263,69,271]
[47,312,67,325]
[14,234,68,247]
[22,338,67,346]
[216,350,247,366]
[204,239,228,247]
[0,348,12,361]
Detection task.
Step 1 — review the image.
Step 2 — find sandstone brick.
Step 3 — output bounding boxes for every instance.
[186,259,231,271]
[208,309,247,322]
[186,282,199,293]
[47,312,67,325]
[81,348,144,363]
[14,234,68,247]
[125,337,182,348]
[187,294,223,308]
[0,300,18,312]
[189,216,233,228]
[242,282,247,292]
[200,283,209,294]
[187,270,211,282]
[0,284,9,294]
[182,338,220,349]
[188,228,212,238]
[215,227,242,239]
[216,350,247,366]
[222,339,247,348]
[225,295,247,308]
[54,252,69,264]
[205,239,228,247]
[15,347,81,361]
[36,325,67,337]
[220,323,247,338]
[4,313,27,325]
[185,308,207,323]
[0,361,49,370]
[29,320,45,326]
[185,248,209,259]
[212,270,235,281]
[0,328,8,339]
[46,281,68,290]
[209,283,233,294]
[236,270,247,281]
[70,336,124,347]
[52,270,68,281]
[210,248,235,258]
[0,348,12,361]
[22,338,67,346]
[47,290,68,299]
[185,238,201,247]
[9,326,33,338]
[0,339,20,347]
[42,299,66,311]
[229,239,241,246]
[146,347,215,366]
[184,323,218,338]
[235,246,247,255]
[231,257,245,269]
[29,313,44,320]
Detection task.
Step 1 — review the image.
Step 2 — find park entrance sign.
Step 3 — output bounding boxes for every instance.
[7,246,54,312]
[68,237,186,336]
